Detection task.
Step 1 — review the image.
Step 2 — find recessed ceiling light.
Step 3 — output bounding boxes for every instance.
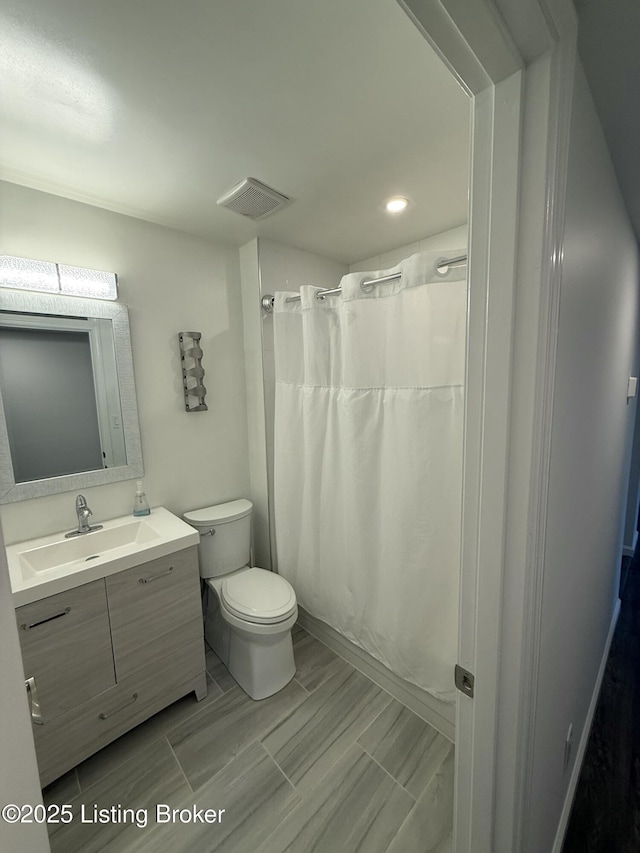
[385,196,409,214]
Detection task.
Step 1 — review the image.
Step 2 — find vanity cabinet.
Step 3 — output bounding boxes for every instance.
[17,579,116,720]
[107,549,204,681]
[16,545,206,787]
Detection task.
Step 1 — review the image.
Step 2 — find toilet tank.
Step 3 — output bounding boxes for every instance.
[183,499,252,578]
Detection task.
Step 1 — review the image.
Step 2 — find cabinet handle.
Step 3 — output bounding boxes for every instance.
[21,607,71,630]
[138,567,173,585]
[25,677,44,726]
[98,693,138,720]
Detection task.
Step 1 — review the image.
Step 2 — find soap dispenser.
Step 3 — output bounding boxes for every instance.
[133,481,151,517]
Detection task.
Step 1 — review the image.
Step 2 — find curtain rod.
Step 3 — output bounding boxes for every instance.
[260,253,467,313]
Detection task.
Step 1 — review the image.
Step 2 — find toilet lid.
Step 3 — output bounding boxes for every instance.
[221,567,296,624]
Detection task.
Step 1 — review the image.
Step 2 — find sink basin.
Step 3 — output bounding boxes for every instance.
[7,507,200,606]
[19,519,161,576]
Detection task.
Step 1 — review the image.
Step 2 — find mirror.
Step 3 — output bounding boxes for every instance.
[0,290,143,503]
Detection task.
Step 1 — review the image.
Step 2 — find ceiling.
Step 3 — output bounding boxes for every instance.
[0,0,471,264]
[575,0,640,241]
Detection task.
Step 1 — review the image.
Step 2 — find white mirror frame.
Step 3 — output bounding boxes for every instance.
[0,290,143,503]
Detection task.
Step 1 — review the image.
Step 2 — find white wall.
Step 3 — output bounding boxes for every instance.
[0,182,250,543]
[527,61,640,853]
[349,224,468,273]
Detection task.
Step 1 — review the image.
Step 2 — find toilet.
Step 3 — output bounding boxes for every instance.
[183,499,297,700]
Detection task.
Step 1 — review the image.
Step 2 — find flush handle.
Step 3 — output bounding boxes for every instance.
[200,528,215,537]
[138,567,173,585]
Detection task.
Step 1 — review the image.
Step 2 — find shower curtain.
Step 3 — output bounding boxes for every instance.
[273,251,466,702]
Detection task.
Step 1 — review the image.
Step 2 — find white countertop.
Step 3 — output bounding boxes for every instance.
[7,507,200,607]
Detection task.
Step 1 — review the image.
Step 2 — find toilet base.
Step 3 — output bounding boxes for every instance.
[205,587,297,700]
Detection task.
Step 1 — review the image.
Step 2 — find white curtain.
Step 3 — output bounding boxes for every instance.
[273,251,465,702]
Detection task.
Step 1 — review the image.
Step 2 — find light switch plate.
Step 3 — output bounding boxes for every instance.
[628,377,638,400]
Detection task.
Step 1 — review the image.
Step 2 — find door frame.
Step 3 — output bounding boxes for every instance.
[397,1,577,850]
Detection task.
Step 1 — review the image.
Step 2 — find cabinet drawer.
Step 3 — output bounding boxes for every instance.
[16,579,115,721]
[106,546,203,681]
[34,638,205,787]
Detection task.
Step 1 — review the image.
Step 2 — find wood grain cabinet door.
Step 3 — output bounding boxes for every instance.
[33,638,204,787]
[16,579,116,722]
[106,546,203,682]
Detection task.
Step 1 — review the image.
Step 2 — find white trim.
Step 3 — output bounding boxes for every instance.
[297,606,455,742]
[390,6,570,853]
[489,51,554,853]
[550,598,621,853]
[397,0,522,93]
[517,28,577,851]
[454,67,523,853]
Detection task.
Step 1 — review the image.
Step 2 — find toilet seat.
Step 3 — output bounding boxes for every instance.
[220,567,296,625]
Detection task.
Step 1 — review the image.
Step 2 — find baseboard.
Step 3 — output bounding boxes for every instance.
[551,597,621,853]
[296,606,456,742]
[622,529,638,558]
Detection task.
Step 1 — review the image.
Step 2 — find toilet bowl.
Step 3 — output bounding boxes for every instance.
[184,500,297,700]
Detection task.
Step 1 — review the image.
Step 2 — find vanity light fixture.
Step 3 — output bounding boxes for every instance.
[0,255,59,293]
[0,255,118,300]
[385,196,409,214]
[58,264,118,300]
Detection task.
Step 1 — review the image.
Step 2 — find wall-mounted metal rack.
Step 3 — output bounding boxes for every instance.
[178,331,208,412]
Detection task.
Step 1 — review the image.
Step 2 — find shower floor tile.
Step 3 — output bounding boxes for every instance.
[42,625,455,853]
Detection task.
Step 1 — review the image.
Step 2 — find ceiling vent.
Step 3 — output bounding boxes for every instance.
[216,178,290,220]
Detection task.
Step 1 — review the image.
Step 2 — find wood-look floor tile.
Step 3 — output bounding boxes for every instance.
[48,738,190,853]
[77,674,222,791]
[128,742,301,853]
[205,644,237,693]
[433,831,454,852]
[385,745,455,853]
[168,679,307,791]
[292,623,309,645]
[256,743,414,853]
[262,664,391,795]
[358,698,452,798]
[42,769,80,807]
[293,631,349,693]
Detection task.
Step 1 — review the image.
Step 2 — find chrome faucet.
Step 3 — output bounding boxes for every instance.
[65,495,104,538]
